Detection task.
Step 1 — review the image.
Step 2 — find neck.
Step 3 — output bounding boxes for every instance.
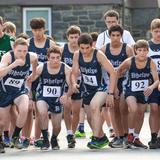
[110,42,121,48]
[35,35,46,42]
[151,38,160,44]
[68,43,79,52]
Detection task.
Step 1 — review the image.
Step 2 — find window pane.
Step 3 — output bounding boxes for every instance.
[26,10,49,30]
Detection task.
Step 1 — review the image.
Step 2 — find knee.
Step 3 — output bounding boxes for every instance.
[150,106,158,114]
[38,111,47,119]
[90,103,99,113]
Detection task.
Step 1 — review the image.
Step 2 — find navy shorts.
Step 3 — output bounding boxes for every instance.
[148,88,160,105]
[37,97,62,114]
[0,89,28,108]
[64,80,84,100]
[83,84,107,105]
[125,91,147,104]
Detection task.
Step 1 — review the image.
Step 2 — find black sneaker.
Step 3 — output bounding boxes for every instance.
[23,138,30,148]
[109,137,118,147]
[0,142,5,153]
[51,136,60,150]
[149,140,159,149]
[67,134,76,148]
[133,138,148,149]
[10,137,23,149]
[41,139,50,150]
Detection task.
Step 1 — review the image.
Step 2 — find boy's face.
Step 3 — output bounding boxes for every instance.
[105,16,118,29]
[67,33,79,46]
[79,44,92,55]
[135,47,148,61]
[110,31,122,44]
[151,28,160,42]
[14,44,28,59]
[32,28,45,40]
[48,52,61,68]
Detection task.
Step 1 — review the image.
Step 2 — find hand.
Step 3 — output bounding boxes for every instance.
[72,83,80,93]
[12,59,25,68]
[60,94,69,105]
[106,94,114,108]
[26,73,35,83]
[143,86,153,97]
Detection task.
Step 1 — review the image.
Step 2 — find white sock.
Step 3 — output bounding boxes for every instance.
[133,133,139,139]
[128,128,135,134]
[67,130,73,135]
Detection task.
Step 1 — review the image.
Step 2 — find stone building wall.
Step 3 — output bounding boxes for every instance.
[0,4,159,41]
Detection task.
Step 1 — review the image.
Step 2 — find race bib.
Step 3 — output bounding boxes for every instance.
[153,59,160,72]
[43,86,61,97]
[4,78,24,88]
[82,74,98,86]
[131,79,149,92]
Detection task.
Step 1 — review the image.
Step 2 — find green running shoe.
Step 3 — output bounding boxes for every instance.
[75,131,86,138]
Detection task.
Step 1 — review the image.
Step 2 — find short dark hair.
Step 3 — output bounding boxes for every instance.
[66,25,81,37]
[16,32,29,40]
[13,38,28,48]
[108,24,123,36]
[103,10,119,20]
[134,39,149,51]
[47,45,61,58]
[30,17,46,29]
[78,33,93,46]
[90,32,98,42]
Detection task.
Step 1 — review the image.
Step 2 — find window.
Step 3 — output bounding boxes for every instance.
[23,7,51,36]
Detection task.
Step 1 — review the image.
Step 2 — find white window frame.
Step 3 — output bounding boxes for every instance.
[23,7,52,35]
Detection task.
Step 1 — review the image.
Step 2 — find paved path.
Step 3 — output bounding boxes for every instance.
[0,113,160,160]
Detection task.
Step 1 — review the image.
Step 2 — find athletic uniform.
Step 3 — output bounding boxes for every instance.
[0,33,15,60]
[148,40,160,105]
[28,37,50,100]
[36,62,66,113]
[104,43,128,95]
[125,57,151,104]
[62,43,83,100]
[78,49,107,105]
[0,51,30,107]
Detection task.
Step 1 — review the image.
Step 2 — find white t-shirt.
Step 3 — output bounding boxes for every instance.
[96,29,135,50]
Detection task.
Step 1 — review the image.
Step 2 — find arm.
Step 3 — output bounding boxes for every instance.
[97,50,116,94]
[126,45,134,58]
[144,59,159,96]
[100,45,106,54]
[50,39,56,47]
[0,52,25,78]
[97,51,116,107]
[117,58,131,78]
[27,52,38,83]
[64,64,73,97]
[60,64,72,105]
[70,51,80,93]
[30,52,38,76]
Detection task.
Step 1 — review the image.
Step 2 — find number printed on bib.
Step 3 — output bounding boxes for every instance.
[4,78,24,88]
[82,74,98,86]
[131,79,149,92]
[153,59,160,72]
[43,86,61,97]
